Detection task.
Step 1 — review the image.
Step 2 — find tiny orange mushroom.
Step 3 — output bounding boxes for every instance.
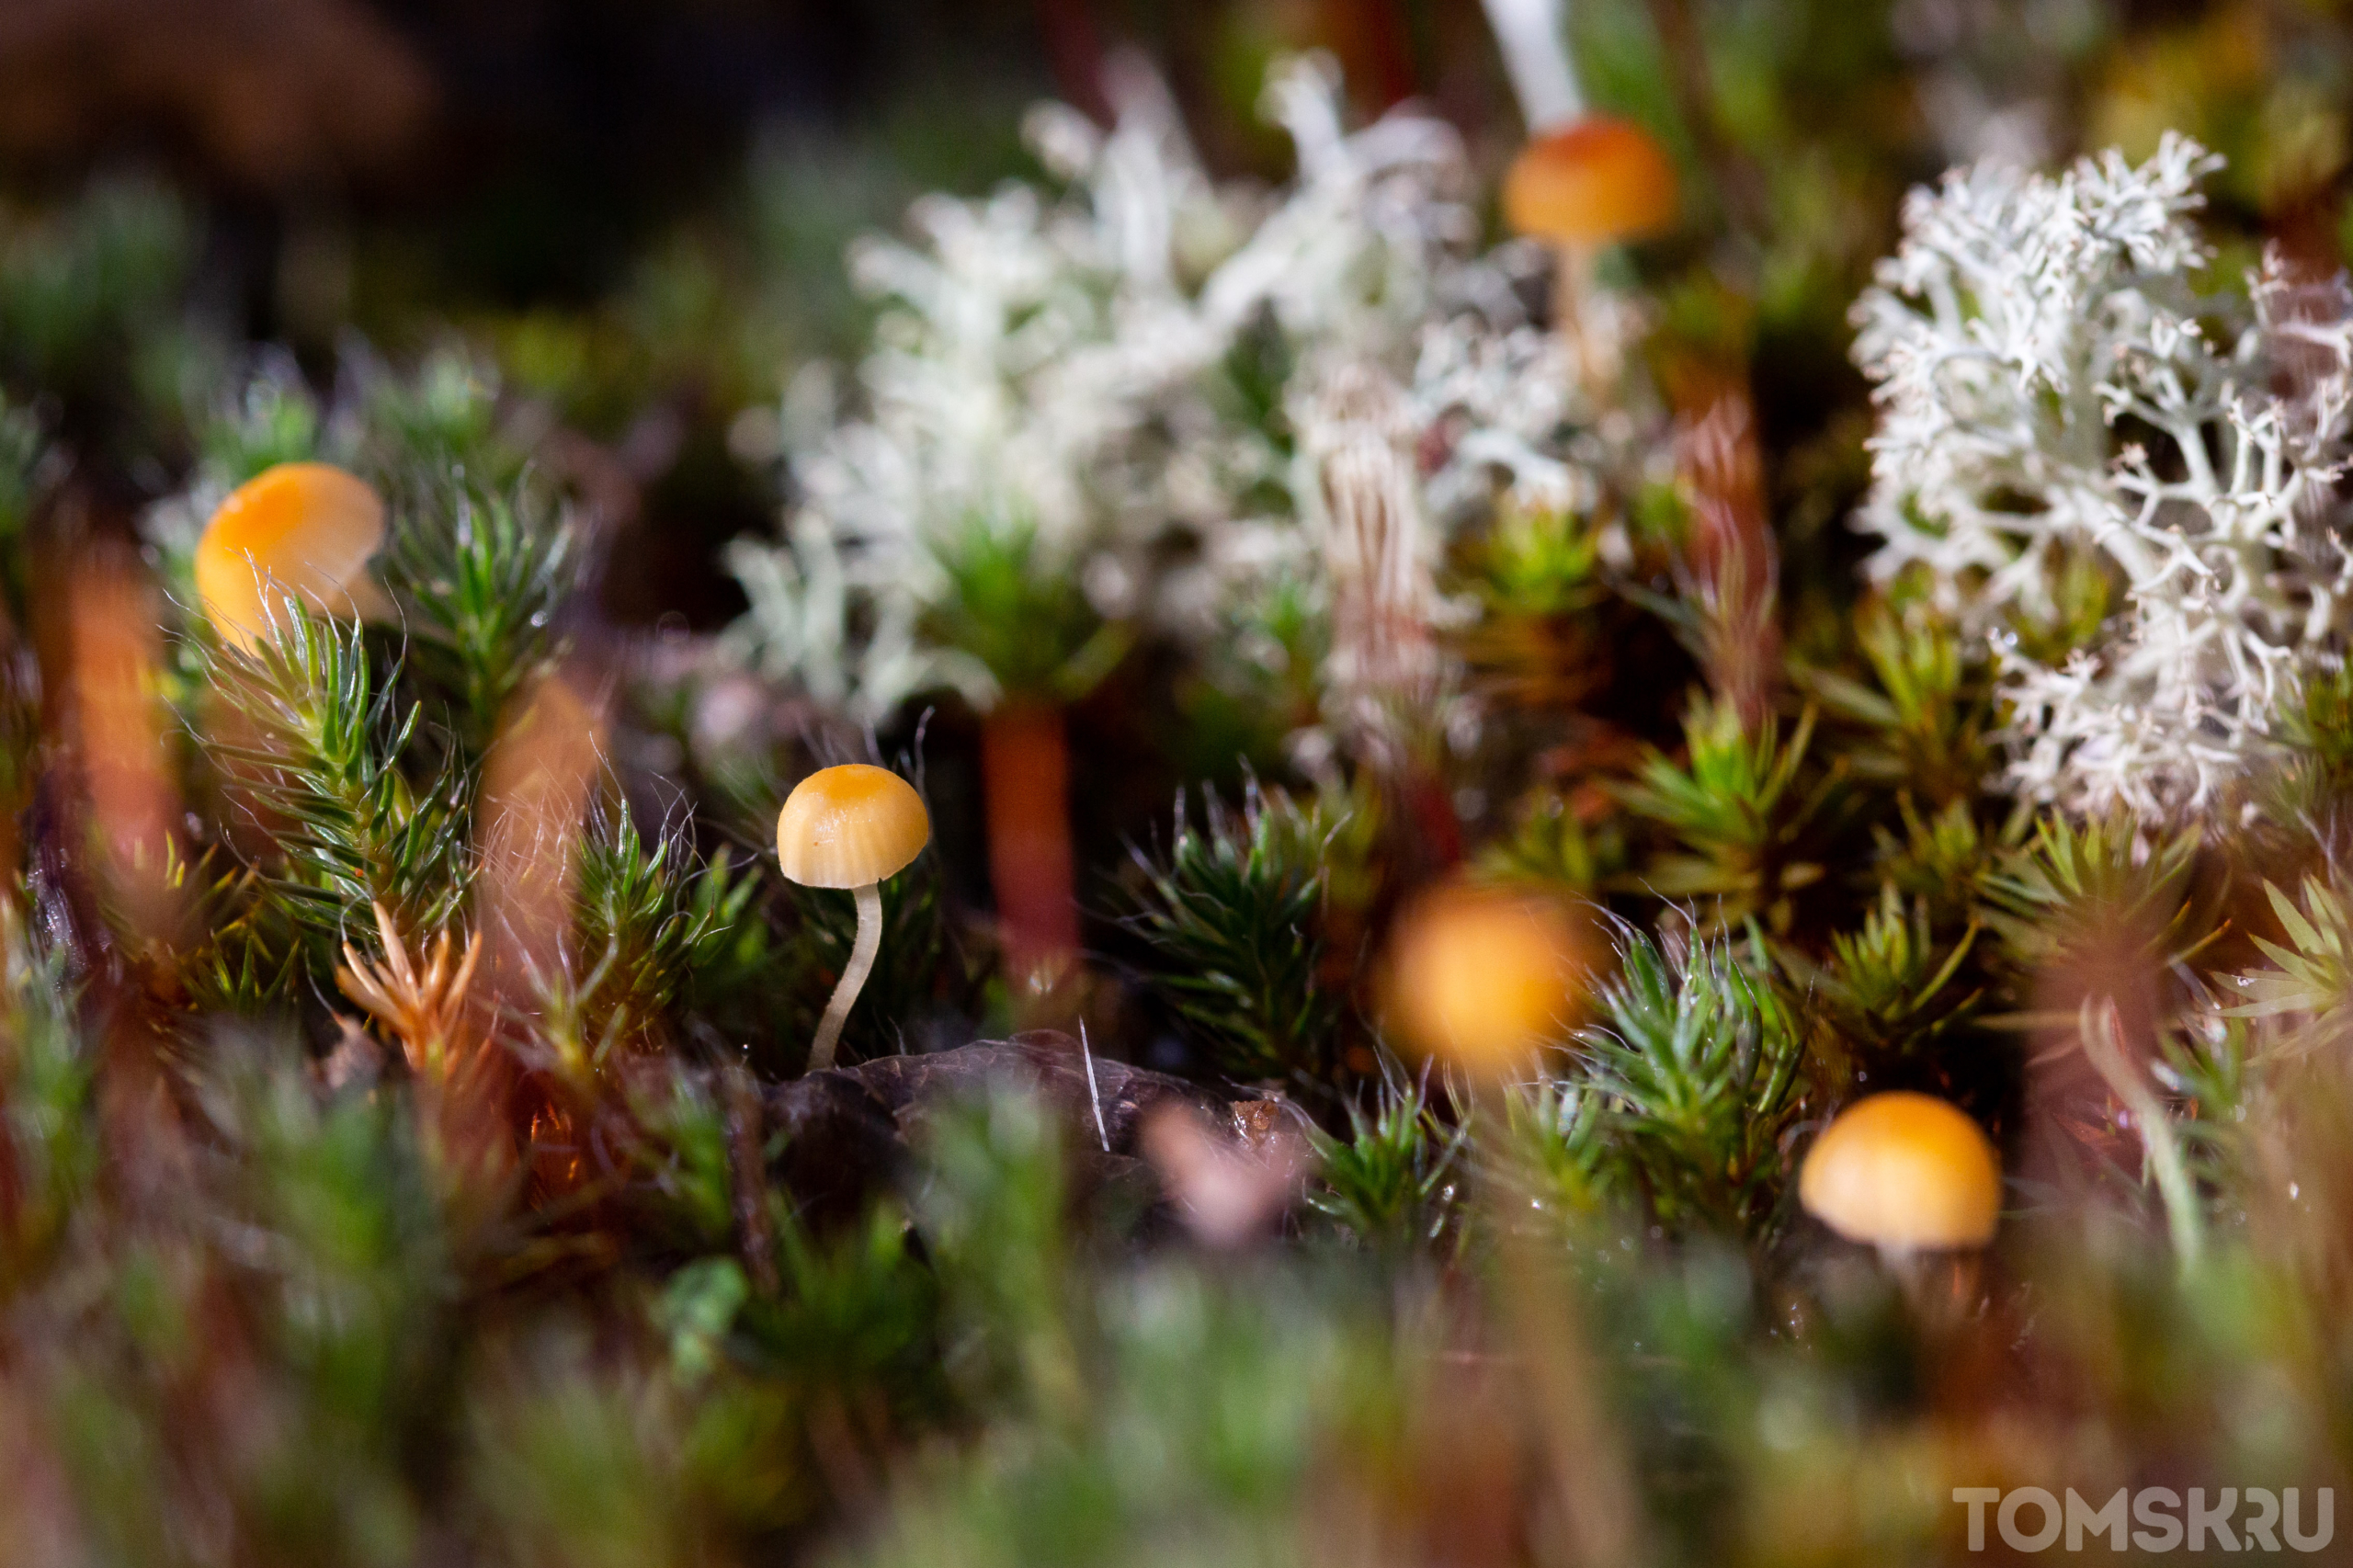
[1382,882,1589,1074]
[195,461,391,652]
[778,764,932,1072]
[1504,117,1677,391]
[1799,1091,2003,1254]
[1504,117,1679,247]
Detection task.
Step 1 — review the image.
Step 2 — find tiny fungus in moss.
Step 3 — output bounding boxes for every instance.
[778,763,932,1071]
[195,460,391,651]
[1799,1091,2002,1255]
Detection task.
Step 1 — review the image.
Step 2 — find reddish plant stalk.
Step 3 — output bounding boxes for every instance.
[1673,389,1779,732]
[981,700,1081,974]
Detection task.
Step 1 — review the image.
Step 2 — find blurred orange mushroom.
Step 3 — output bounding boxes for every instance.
[1505,118,1678,247]
[194,460,389,652]
[1799,1091,2002,1255]
[1504,117,1677,391]
[1382,882,1590,1074]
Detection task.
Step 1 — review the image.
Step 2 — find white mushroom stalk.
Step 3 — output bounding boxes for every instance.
[813,882,885,1073]
[1479,0,1584,130]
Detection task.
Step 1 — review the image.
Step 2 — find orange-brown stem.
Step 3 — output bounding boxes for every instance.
[981,701,1081,975]
[1552,241,1597,391]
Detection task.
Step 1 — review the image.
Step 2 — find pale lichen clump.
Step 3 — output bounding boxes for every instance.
[722,55,1617,763]
[724,57,1469,721]
[1853,133,2353,820]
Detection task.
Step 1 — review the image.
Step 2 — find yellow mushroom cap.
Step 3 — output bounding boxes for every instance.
[194,461,388,650]
[1504,117,1678,246]
[1799,1091,2002,1251]
[777,765,931,889]
[1383,883,1588,1070]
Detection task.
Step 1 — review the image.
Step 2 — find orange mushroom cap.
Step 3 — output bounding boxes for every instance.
[777,765,932,890]
[1504,117,1678,246]
[194,461,387,651]
[1799,1092,2002,1251]
[1383,883,1589,1071]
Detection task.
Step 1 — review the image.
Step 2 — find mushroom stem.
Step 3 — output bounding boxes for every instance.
[810,881,883,1072]
[1881,1245,1982,1333]
[1552,244,1609,392]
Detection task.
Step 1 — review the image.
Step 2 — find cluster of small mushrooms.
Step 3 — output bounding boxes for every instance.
[189,459,938,1076]
[197,449,1998,1269]
[1384,887,2004,1261]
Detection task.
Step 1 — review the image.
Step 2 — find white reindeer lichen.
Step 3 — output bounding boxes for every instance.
[1853,133,2353,819]
[724,54,1615,745]
[723,56,1478,722]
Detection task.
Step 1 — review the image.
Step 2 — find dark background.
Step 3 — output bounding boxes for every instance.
[0,2,1528,338]
[0,0,1527,626]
